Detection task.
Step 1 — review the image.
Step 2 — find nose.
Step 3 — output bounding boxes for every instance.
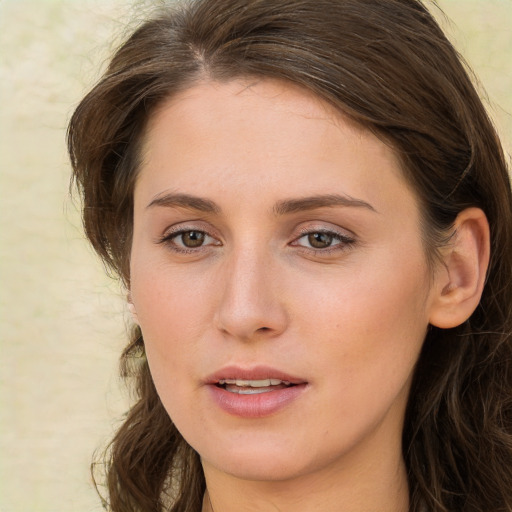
[214,246,288,341]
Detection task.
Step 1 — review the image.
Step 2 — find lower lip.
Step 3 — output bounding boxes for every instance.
[207,384,307,418]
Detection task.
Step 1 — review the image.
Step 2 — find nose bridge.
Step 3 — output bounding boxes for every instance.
[215,240,287,340]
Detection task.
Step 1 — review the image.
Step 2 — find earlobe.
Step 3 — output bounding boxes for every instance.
[429,207,490,329]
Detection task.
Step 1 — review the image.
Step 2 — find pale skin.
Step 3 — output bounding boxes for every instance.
[128,78,490,512]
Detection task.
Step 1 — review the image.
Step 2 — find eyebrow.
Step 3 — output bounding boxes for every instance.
[146,192,220,213]
[273,194,377,215]
[146,192,376,215]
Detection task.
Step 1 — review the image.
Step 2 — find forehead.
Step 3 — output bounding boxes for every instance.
[137,78,415,217]
[145,78,367,147]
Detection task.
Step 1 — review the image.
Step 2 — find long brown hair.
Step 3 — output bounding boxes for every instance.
[68,1,512,510]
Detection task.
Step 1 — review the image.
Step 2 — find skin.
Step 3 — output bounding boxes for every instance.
[129,78,456,512]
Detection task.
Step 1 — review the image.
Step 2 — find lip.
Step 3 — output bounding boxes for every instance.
[204,365,306,385]
[204,365,308,418]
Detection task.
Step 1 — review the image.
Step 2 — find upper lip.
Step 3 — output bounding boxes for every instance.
[204,365,307,385]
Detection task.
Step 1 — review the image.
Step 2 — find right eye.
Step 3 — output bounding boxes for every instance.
[174,230,208,248]
[159,229,221,252]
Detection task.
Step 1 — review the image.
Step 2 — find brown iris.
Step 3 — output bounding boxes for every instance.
[181,231,206,247]
[308,232,334,249]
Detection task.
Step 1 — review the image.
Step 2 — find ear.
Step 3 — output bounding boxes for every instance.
[429,207,490,329]
[127,292,140,325]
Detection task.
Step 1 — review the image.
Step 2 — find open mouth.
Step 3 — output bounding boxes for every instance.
[216,378,296,395]
[207,370,307,416]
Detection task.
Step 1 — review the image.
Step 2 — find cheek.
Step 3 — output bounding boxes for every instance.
[132,256,213,330]
[130,259,218,383]
[287,271,429,455]
[291,247,431,388]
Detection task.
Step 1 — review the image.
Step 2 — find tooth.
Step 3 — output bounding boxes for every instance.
[218,378,291,388]
[237,387,270,394]
[251,379,272,387]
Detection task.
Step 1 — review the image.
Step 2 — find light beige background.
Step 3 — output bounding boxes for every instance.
[0,1,510,511]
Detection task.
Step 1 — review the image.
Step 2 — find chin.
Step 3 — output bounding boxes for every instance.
[195,427,356,484]
[193,432,311,481]
[206,453,309,483]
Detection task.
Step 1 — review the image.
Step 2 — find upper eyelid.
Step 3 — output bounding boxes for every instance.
[292,230,355,246]
[295,230,353,241]
[160,221,219,238]
[294,223,356,239]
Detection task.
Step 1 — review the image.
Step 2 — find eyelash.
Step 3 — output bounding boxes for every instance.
[291,228,356,255]
[157,227,356,255]
[157,227,221,254]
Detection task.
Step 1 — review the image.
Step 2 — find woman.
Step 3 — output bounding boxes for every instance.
[67,0,512,511]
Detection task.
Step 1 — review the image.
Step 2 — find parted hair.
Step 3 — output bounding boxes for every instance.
[67,0,512,511]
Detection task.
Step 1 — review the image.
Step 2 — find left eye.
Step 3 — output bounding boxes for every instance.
[293,231,353,250]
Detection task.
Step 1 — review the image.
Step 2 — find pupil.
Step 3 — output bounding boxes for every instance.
[182,231,205,247]
[308,232,333,248]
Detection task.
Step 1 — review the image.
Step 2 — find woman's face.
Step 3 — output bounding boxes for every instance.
[130,79,440,483]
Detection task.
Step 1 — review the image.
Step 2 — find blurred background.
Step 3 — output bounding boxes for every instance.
[0,1,510,511]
